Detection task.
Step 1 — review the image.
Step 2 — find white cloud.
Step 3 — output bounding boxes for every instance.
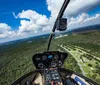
[0,23,12,39]
[0,23,11,34]
[46,0,100,32]
[65,0,100,17]
[0,10,49,43]
[68,13,100,30]
[1,0,100,43]
[12,12,18,19]
[46,0,100,30]
[47,0,100,17]
[17,10,49,34]
[47,0,63,17]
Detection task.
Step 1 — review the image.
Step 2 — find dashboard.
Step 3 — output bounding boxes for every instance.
[11,51,99,85]
[32,51,68,69]
[11,68,99,85]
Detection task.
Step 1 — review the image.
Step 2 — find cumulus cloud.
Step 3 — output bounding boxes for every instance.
[65,0,100,17]
[16,0,100,33]
[0,23,20,43]
[68,13,100,30]
[47,0,100,17]
[0,23,11,33]
[0,0,100,43]
[16,10,49,34]
[0,23,12,38]
[46,0,100,32]
[46,0,100,30]
[0,10,50,43]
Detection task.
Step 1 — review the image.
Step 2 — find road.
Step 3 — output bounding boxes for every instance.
[59,44,99,77]
[60,45,85,75]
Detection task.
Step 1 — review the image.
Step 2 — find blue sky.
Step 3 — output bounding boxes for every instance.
[0,0,50,30]
[0,0,100,43]
[88,6,100,16]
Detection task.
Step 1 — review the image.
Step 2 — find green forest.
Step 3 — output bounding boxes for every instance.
[0,30,100,85]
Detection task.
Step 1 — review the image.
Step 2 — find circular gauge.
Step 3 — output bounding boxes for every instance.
[35,57,41,61]
[60,54,65,59]
[54,55,59,60]
[42,55,47,60]
[58,60,63,67]
[51,61,57,68]
[38,63,44,68]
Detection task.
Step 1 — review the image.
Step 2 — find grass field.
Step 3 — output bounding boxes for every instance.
[0,30,100,85]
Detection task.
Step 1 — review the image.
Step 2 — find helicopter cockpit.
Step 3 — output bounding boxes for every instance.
[11,0,99,85]
[11,51,99,85]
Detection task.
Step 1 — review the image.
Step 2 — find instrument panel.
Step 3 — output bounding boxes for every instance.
[32,51,68,69]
